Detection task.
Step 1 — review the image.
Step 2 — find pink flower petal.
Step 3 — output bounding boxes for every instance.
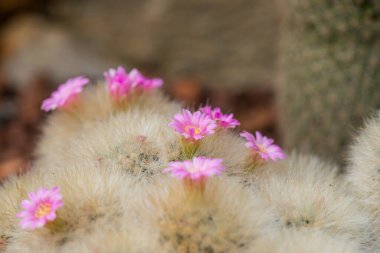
[240,131,286,162]
[169,109,217,141]
[164,157,225,181]
[41,76,89,112]
[104,66,163,100]
[199,106,240,129]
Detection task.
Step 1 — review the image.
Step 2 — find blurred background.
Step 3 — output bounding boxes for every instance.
[0,0,379,179]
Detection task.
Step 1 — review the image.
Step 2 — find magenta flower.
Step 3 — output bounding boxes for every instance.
[200,106,240,129]
[240,131,286,161]
[163,157,224,181]
[16,187,63,230]
[104,66,132,100]
[104,67,163,99]
[169,109,217,141]
[41,76,89,112]
[129,68,163,90]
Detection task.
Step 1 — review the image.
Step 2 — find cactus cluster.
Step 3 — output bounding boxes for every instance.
[0,66,379,252]
[279,0,380,162]
[346,112,380,244]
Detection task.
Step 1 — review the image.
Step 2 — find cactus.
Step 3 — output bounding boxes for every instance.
[255,155,371,245]
[140,178,277,253]
[0,165,142,253]
[346,112,380,250]
[278,0,380,162]
[346,112,380,213]
[0,66,378,252]
[254,229,360,253]
[35,84,181,170]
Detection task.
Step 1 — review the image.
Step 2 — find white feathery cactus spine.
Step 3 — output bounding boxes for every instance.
[0,66,378,253]
[139,178,278,253]
[346,111,380,213]
[346,111,380,251]
[253,228,361,253]
[254,155,371,247]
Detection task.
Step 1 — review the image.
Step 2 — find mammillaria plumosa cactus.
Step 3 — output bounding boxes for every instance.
[0,66,378,252]
[278,0,380,162]
[346,111,380,214]
[254,229,361,253]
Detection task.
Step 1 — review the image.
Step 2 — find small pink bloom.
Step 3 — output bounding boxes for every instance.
[240,131,286,161]
[163,157,224,181]
[199,106,212,115]
[104,67,163,100]
[200,106,240,129]
[129,68,163,90]
[16,187,63,230]
[41,76,89,112]
[169,109,217,141]
[104,66,132,100]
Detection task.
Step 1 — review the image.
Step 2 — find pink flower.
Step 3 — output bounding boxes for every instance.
[200,106,240,129]
[104,66,132,100]
[104,67,163,99]
[240,131,286,161]
[16,187,63,230]
[169,109,217,141]
[41,76,89,112]
[163,157,224,180]
[129,68,163,90]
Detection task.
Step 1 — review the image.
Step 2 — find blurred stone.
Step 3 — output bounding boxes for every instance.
[209,89,235,110]
[51,0,280,90]
[0,77,17,126]
[0,74,50,167]
[5,122,29,154]
[238,106,277,133]
[0,0,34,13]
[0,157,26,180]
[0,15,120,89]
[0,99,17,125]
[18,76,50,125]
[233,87,275,110]
[168,79,204,106]
[0,73,6,93]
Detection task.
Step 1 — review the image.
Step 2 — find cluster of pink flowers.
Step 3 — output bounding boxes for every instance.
[37,66,286,206]
[200,106,240,129]
[167,108,233,184]
[168,106,240,141]
[40,66,163,112]
[164,157,224,181]
[240,131,286,161]
[17,187,63,230]
[166,107,285,187]
[104,66,163,100]
[167,104,285,176]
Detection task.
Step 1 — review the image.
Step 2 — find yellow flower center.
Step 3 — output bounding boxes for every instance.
[35,203,52,218]
[257,144,267,153]
[185,125,201,135]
